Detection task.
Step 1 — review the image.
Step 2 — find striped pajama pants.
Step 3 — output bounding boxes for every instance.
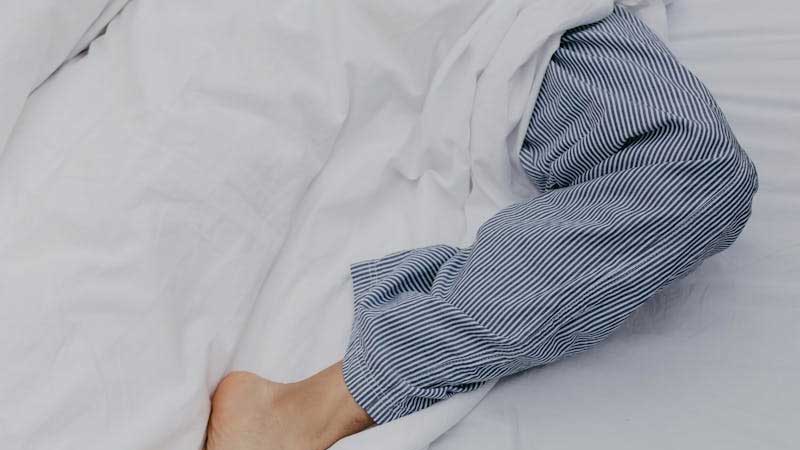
[342,6,758,424]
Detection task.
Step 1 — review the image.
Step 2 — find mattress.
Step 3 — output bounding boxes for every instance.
[430,1,800,449]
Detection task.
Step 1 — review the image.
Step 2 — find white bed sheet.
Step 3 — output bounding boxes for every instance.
[430,1,800,449]
[0,0,128,153]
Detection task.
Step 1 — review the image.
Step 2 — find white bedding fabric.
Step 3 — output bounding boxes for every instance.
[0,0,796,449]
[0,0,616,448]
[0,0,128,153]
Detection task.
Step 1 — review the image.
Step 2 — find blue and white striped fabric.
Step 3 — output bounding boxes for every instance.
[342,5,758,424]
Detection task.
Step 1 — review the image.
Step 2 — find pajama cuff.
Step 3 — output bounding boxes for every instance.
[341,246,460,424]
[342,250,412,424]
[342,326,416,424]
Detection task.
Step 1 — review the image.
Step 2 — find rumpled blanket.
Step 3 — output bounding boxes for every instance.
[0,1,663,449]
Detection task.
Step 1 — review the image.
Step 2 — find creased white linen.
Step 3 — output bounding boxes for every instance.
[67,0,130,61]
[0,0,128,153]
[0,1,687,449]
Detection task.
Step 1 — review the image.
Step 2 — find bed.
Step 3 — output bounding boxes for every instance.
[1,1,797,449]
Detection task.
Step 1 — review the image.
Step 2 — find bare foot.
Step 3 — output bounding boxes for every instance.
[205,362,373,450]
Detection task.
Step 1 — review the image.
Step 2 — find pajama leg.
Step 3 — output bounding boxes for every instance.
[343,6,758,424]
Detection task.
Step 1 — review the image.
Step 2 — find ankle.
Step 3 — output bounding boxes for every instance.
[285,362,373,445]
[204,364,373,450]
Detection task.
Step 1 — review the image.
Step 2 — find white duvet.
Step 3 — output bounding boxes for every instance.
[0,0,128,152]
[0,0,618,448]
[6,1,788,450]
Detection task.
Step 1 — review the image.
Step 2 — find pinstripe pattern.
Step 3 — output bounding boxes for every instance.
[342,6,758,424]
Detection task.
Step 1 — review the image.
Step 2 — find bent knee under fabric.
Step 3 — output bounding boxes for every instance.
[342,6,758,424]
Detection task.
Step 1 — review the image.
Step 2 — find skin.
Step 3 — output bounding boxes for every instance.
[204,361,374,450]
